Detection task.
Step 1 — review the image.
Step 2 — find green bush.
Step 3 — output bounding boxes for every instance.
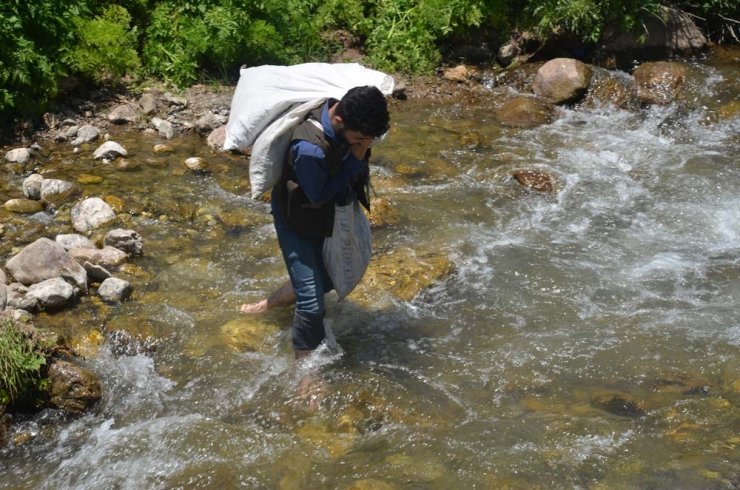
[63,5,141,83]
[0,319,46,405]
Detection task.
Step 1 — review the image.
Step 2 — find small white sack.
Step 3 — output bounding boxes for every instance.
[223,62,395,199]
[323,201,372,300]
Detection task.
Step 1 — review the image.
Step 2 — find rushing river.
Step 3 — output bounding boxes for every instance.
[1,50,738,489]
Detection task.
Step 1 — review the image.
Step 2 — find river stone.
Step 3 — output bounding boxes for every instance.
[5,238,87,292]
[163,92,187,107]
[77,174,104,185]
[384,453,446,482]
[195,112,226,134]
[533,58,593,104]
[5,283,39,311]
[108,103,139,124]
[69,246,127,269]
[207,125,227,149]
[496,96,555,128]
[26,277,76,311]
[71,197,116,233]
[345,479,397,490]
[591,390,645,417]
[83,261,112,282]
[5,148,31,164]
[98,277,132,302]
[70,124,100,146]
[93,141,128,160]
[104,229,143,256]
[584,71,638,109]
[4,199,44,213]
[513,170,554,192]
[153,144,173,154]
[0,283,6,312]
[367,197,401,229]
[40,179,78,208]
[139,93,156,114]
[151,117,175,139]
[443,64,471,83]
[47,360,102,413]
[55,234,96,251]
[184,157,208,172]
[296,421,356,459]
[22,174,44,200]
[220,317,281,352]
[633,61,688,105]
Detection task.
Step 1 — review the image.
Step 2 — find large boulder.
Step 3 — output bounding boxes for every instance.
[584,70,638,109]
[5,238,87,293]
[633,61,688,105]
[532,58,593,104]
[71,198,116,233]
[47,360,102,414]
[496,96,555,128]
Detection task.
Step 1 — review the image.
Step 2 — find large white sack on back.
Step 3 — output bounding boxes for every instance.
[223,63,394,198]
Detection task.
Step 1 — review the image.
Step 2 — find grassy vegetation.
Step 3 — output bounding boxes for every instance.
[0,0,736,128]
[0,318,47,406]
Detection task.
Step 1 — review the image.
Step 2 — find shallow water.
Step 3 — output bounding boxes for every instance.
[1,51,739,489]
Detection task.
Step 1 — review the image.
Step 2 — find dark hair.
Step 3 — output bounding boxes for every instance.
[335,86,390,138]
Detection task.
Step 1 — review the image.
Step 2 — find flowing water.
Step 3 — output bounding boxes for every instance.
[1,51,739,489]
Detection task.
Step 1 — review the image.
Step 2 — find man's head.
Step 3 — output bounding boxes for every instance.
[334,86,390,139]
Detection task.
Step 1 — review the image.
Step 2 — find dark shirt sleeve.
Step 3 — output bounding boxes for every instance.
[292,140,365,204]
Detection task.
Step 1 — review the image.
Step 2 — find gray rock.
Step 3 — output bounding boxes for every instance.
[56,125,79,142]
[83,261,112,282]
[163,92,187,107]
[69,246,127,269]
[71,198,116,233]
[40,179,78,208]
[5,148,31,164]
[26,277,76,311]
[55,233,96,251]
[497,41,520,67]
[151,117,174,139]
[98,277,132,303]
[5,238,87,293]
[0,269,5,284]
[47,360,102,413]
[70,124,100,145]
[93,141,128,160]
[532,58,593,104]
[195,112,226,134]
[23,174,44,200]
[139,93,156,115]
[104,229,143,256]
[5,283,38,311]
[108,103,139,124]
[207,125,227,150]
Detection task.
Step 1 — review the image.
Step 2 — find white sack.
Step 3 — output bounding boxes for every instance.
[223,63,395,198]
[323,201,372,300]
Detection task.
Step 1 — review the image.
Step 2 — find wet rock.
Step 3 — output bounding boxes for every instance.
[384,453,446,482]
[367,197,401,229]
[138,93,157,115]
[26,277,76,311]
[184,157,208,171]
[70,124,100,146]
[533,58,593,104]
[47,359,102,414]
[104,229,143,256]
[153,144,173,154]
[5,148,31,164]
[151,117,174,139]
[108,103,139,124]
[344,479,397,490]
[105,329,158,357]
[22,174,44,200]
[717,100,740,121]
[5,238,87,293]
[93,141,128,160]
[55,234,96,251]
[591,390,645,417]
[219,317,281,352]
[68,329,105,359]
[114,159,141,171]
[512,170,554,192]
[40,179,78,208]
[584,71,638,109]
[83,261,112,282]
[296,421,355,458]
[442,64,471,83]
[633,61,688,105]
[352,246,454,304]
[77,174,104,185]
[98,277,132,303]
[69,246,127,269]
[195,112,226,134]
[4,199,44,213]
[206,126,226,149]
[70,197,116,233]
[651,371,711,395]
[496,96,555,128]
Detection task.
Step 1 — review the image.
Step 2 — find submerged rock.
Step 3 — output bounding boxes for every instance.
[591,390,645,417]
[47,359,102,413]
[219,317,281,352]
[633,61,688,105]
[367,197,401,229]
[184,157,209,172]
[512,170,555,192]
[496,96,555,128]
[4,199,44,213]
[532,58,593,104]
[584,71,639,109]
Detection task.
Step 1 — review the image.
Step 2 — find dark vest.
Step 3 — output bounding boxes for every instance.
[275,104,370,238]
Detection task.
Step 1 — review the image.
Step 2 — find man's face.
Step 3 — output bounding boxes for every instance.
[340,128,374,159]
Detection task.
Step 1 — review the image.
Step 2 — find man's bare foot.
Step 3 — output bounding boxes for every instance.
[239,299,268,314]
[297,373,329,412]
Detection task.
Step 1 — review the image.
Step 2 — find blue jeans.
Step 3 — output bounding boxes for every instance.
[274,219,334,350]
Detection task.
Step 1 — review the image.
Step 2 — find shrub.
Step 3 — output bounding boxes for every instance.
[0,319,46,405]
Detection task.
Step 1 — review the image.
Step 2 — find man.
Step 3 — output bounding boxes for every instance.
[240,86,390,358]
